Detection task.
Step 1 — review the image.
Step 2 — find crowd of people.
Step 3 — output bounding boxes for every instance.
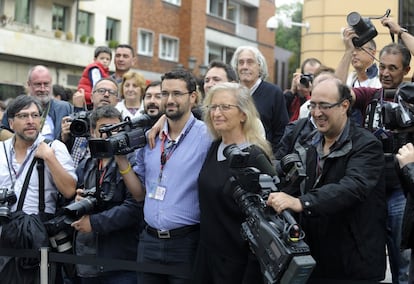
[1,15,414,284]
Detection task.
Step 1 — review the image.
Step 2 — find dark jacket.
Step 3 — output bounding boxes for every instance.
[294,120,387,281]
[75,157,144,275]
[252,81,289,153]
[399,163,414,249]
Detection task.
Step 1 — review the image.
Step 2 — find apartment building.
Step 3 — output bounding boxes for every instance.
[131,0,276,81]
[0,0,131,100]
[0,0,277,100]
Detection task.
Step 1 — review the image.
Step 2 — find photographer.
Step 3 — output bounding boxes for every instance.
[397,143,414,284]
[61,77,120,167]
[193,82,273,284]
[284,58,321,122]
[336,17,414,283]
[71,105,144,283]
[268,78,387,283]
[0,95,77,282]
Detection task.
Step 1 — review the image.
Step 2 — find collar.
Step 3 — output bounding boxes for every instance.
[249,78,262,95]
[313,119,351,156]
[160,113,196,143]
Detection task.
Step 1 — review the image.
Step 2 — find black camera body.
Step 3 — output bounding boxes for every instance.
[347,11,378,47]
[69,111,90,137]
[44,186,102,252]
[299,74,313,88]
[0,188,17,222]
[225,146,315,284]
[89,114,152,158]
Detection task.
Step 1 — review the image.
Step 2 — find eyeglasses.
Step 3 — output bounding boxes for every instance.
[207,104,239,112]
[307,101,343,111]
[14,112,41,120]
[94,88,118,96]
[31,82,50,89]
[160,91,191,98]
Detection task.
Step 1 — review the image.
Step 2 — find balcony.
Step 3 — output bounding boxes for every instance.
[236,23,257,41]
[0,21,93,67]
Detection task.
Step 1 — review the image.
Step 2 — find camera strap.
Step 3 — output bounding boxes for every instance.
[16,157,42,211]
[16,139,52,213]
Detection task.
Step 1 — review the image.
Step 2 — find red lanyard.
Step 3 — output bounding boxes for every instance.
[158,118,195,182]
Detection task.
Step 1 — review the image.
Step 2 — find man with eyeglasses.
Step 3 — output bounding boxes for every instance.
[1,65,73,141]
[337,17,414,284]
[267,78,387,283]
[116,69,212,284]
[61,77,120,167]
[0,94,76,281]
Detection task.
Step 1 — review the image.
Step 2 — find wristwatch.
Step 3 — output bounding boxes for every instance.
[398,28,408,39]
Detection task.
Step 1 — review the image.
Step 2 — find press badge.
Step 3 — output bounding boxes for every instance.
[147,181,166,200]
[154,186,166,200]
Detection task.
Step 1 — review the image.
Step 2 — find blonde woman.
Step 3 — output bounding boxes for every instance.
[116,71,146,119]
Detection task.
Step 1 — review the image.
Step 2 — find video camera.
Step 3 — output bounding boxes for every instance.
[381,83,414,130]
[299,74,313,88]
[69,110,90,137]
[88,114,153,158]
[224,145,315,284]
[0,188,17,223]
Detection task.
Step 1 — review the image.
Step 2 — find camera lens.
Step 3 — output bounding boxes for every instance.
[70,120,89,137]
[347,12,362,27]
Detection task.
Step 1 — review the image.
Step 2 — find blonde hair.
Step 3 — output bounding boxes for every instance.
[120,71,146,99]
[202,82,272,158]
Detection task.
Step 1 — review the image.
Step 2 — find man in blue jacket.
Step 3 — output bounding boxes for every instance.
[1,65,73,140]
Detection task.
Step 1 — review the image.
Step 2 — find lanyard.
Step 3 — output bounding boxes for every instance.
[6,142,38,190]
[158,118,196,182]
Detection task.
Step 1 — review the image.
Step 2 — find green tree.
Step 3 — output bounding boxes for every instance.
[275,2,303,86]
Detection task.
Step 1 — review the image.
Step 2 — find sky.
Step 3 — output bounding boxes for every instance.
[275,0,303,7]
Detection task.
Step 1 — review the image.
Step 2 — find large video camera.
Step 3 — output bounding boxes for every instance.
[88,114,153,158]
[69,110,90,137]
[224,145,315,284]
[381,83,414,130]
[0,188,17,223]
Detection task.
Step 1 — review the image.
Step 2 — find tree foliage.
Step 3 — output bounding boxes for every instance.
[275,2,303,85]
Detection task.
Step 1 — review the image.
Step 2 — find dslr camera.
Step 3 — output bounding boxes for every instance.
[88,114,152,158]
[299,74,314,88]
[44,186,104,253]
[0,188,17,223]
[347,11,378,47]
[224,145,315,284]
[69,110,90,137]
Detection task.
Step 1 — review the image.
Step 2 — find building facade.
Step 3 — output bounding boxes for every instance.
[300,0,410,77]
[0,0,277,100]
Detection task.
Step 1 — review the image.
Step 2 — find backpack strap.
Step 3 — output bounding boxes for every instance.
[288,117,309,153]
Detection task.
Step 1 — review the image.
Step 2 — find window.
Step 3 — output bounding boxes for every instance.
[208,44,235,64]
[209,0,225,18]
[138,29,154,56]
[77,10,92,37]
[52,4,67,31]
[159,35,179,61]
[400,0,414,35]
[106,18,120,41]
[163,0,181,5]
[14,0,31,24]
